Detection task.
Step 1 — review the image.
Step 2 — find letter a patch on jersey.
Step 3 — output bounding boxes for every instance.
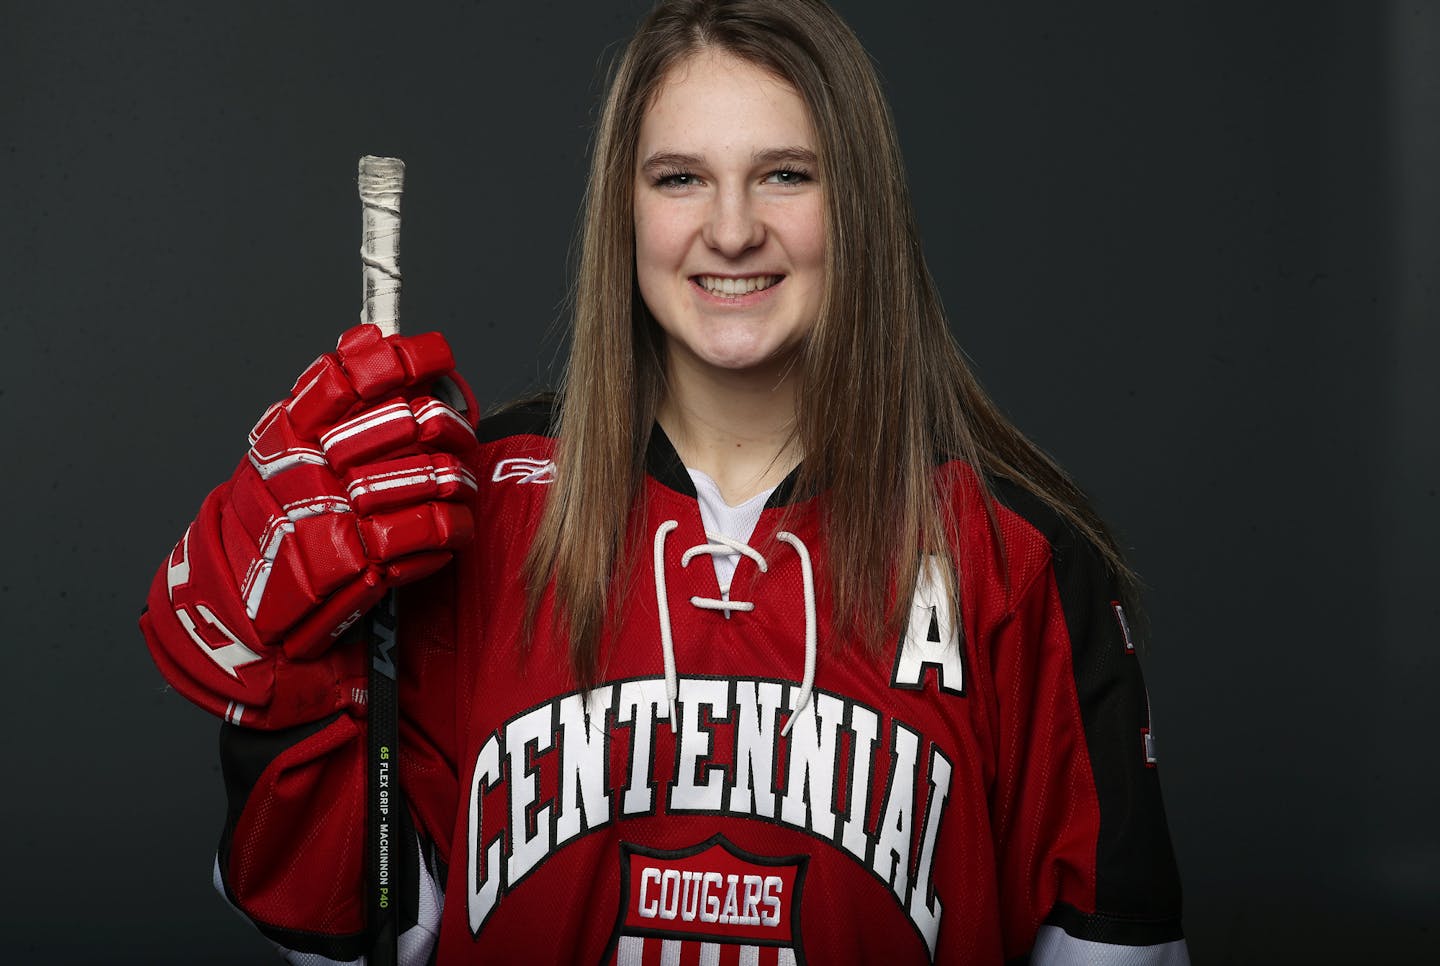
[604,835,809,965]
[891,556,966,697]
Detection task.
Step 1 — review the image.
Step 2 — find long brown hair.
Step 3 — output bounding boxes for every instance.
[525,0,1135,687]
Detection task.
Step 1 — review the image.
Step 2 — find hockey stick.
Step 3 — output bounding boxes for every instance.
[358,154,404,966]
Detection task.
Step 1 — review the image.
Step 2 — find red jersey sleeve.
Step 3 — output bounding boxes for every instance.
[987,489,1184,960]
[212,566,462,962]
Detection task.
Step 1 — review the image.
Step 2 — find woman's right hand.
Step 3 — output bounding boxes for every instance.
[139,324,480,729]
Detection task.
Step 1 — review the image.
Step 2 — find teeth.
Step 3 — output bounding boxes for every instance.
[696,275,780,297]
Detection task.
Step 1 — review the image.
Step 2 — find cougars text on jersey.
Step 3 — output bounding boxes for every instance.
[466,673,952,959]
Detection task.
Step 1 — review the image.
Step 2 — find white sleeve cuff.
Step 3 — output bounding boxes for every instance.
[1031,924,1191,966]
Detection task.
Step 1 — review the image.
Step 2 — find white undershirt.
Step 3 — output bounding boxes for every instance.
[685,468,777,594]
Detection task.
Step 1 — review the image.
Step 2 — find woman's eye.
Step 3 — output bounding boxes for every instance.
[655,171,697,188]
[765,167,812,185]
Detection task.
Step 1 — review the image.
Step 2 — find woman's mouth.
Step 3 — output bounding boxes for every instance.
[692,274,784,299]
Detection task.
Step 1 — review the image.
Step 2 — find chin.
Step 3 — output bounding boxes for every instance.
[698,342,798,374]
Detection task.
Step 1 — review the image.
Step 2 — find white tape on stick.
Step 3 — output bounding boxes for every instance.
[358,155,405,336]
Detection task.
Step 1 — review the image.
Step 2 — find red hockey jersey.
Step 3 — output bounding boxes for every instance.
[199,402,1186,964]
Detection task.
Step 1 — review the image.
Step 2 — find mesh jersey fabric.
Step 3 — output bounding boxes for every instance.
[210,401,1186,965]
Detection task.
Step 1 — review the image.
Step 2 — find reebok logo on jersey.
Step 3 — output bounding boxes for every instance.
[606,836,806,964]
[491,457,555,484]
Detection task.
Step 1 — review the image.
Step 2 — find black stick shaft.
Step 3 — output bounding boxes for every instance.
[367,591,400,965]
[358,154,405,966]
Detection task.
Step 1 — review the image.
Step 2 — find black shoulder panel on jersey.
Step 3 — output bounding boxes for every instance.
[985,476,1074,564]
[477,394,558,444]
[989,477,1185,942]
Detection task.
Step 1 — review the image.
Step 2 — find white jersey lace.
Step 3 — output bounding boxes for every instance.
[654,469,816,739]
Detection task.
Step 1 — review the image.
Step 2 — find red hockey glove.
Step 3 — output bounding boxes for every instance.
[141,325,480,729]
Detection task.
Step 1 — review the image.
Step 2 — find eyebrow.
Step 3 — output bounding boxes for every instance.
[639,151,703,174]
[638,146,819,173]
[754,146,818,167]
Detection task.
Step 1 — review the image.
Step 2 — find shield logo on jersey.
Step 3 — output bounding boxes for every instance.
[603,834,809,966]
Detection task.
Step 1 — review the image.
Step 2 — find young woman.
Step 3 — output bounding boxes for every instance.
[142,1,1187,963]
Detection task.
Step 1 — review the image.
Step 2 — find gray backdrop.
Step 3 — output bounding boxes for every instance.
[3,1,1435,963]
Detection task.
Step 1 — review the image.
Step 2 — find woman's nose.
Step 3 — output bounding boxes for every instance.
[702,188,765,257]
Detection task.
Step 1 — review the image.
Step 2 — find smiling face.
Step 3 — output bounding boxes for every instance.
[634,49,825,385]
